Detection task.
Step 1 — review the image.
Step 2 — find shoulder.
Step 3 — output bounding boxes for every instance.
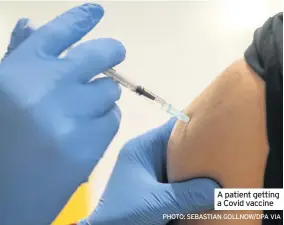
[167,60,268,186]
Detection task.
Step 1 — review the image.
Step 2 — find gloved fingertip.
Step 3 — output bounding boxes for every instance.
[159,117,176,139]
[96,38,126,64]
[24,19,36,30]
[79,3,105,25]
[13,18,30,32]
[167,117,177,129]
[112,105,122,122]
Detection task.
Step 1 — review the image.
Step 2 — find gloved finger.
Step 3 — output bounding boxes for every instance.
[88,104,121,159]
[59,77,121,117]
[85,77,121,116]
[133,118,176,158]
[162,178,219,216]
[59,104,121,182]
[118,118,176,183]
[64,38,126,83]
[125,118,176,151]
[2,18,34,61]
[26,3,104,57]
[152,118,176,147]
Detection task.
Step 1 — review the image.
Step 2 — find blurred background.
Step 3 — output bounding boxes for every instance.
[0,0,282,224]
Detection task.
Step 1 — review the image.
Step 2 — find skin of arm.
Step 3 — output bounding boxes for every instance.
[167,59,269,225]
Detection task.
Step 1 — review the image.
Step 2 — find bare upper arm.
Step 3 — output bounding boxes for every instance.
[167,59,269,225]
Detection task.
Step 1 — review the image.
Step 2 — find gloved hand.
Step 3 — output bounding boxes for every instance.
[79,119,219,225]
[0,4,125,225]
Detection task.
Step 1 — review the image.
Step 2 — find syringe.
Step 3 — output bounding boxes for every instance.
[103,68,190,123]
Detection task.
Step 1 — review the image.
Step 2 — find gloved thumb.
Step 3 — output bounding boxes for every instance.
[2,18,35,61]
[162,178,219,215]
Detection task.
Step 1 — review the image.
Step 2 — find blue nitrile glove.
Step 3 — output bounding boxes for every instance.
[0,3,125,225]
[2,18,34,61]
[79,119,220,225]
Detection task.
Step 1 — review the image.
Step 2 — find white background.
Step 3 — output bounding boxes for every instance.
[0,0,282,210]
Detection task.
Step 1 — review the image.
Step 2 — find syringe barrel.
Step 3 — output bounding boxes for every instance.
[134,86,167,106]
[103,69,137,91]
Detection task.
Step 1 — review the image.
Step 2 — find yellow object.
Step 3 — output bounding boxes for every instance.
[52,183,89,225]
